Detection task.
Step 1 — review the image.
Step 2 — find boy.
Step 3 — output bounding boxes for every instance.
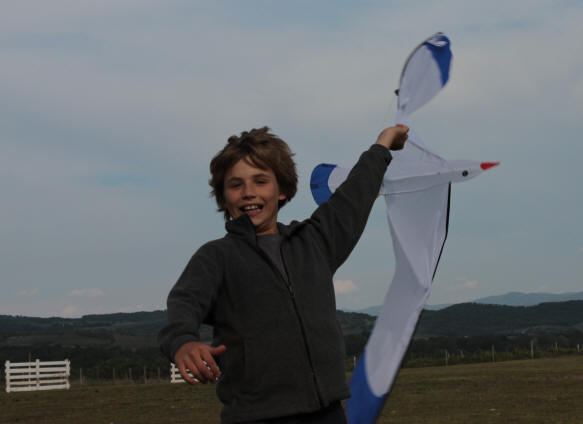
[158,125,408,423]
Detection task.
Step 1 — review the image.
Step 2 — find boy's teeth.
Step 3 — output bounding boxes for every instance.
[243,205,260,211]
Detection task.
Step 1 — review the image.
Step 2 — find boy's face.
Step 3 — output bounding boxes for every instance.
[224,157,286,235]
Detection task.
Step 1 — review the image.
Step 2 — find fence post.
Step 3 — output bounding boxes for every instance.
[143,366,147,384]
[65,359,71,389]
[5,360,10,393]
[491,345,495,363]
[35,359,40,389]
[129,368,132,382]
[157,367,160,382]
[113,368,116,384]
[80,368,83,385]
[444,349,449,366]
[530,340,534,359]
[170,363,176,383]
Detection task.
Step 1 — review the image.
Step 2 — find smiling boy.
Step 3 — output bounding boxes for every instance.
[158,125,407,423]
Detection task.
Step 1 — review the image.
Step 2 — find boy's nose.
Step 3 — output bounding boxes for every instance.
[242,185,256,199]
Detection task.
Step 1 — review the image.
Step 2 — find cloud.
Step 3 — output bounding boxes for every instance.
[17,288,39,296]
[60,305,79,318]
[463,280,479,289]
[334,280,358,294]
[448,278,479,291]
[68,288,104,297]
[534,285,550,292]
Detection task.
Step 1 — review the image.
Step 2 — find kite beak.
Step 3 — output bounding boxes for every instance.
[480,162,500,171]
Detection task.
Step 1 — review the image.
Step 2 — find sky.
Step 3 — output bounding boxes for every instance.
[1,1,582,318]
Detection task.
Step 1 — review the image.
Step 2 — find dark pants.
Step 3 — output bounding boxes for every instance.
[242,402,347,424]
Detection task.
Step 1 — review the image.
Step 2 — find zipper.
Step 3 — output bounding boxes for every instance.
[253,241,325,408]
[279,244,325,408]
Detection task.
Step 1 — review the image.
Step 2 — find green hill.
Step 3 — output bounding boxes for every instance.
[1,301,581,373]
[1,301,582,349]
[415,300,583,337]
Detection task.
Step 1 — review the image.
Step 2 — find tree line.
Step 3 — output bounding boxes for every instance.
[2,301,582,382]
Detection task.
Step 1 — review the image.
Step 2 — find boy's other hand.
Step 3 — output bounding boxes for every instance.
[174,341,226,385]
[376,125,409,150]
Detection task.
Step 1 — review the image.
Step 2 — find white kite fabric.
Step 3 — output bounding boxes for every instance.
[309,33,498,424]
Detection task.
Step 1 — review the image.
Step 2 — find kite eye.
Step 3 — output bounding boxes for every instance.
[462,170,469,177]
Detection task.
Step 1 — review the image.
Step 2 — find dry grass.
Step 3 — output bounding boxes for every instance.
[1,355,581,423]
[381,355,583,423]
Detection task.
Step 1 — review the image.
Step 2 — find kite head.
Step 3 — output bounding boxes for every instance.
[480,162,500,171]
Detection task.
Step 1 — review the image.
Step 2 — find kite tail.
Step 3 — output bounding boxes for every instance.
[347,351,387,423]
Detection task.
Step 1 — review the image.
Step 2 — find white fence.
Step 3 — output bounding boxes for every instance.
[170,363,195,383]
[5,359,71,393]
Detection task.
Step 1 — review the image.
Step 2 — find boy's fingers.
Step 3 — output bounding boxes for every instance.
[178,362,199,385]
[201,352,221,381]
[211,344,227,356]
[185,355,208,383]
[187,349,210,383]
[196,356,216,382]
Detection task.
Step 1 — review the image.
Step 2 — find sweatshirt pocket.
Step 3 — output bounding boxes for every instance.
[216,341,244,405]
[243,334,304,396]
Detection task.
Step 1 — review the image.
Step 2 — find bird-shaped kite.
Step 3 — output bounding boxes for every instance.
[310,33,498,423]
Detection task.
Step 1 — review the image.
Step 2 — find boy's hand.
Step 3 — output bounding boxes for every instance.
[174,341,226,385]
[376,124,409,150]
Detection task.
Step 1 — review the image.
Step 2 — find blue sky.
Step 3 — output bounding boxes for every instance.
[1,1,582,317]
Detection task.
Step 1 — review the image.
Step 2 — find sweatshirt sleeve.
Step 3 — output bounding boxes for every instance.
[306,143,391,272]
[157,242,224,361]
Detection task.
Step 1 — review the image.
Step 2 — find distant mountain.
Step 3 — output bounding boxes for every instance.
[0,310,373,350]
[357,303,452,316]
[357,291,583,316]
[419,303,453,311]
[415,300,583,337]
[473,291,583,306]
[355,305,382,316]
[0,310,180,349]
[2,301,582,351]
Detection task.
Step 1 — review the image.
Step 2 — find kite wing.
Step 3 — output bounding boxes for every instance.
[349,181,450,422]
[396,32,452,124]
[310,147,496,423]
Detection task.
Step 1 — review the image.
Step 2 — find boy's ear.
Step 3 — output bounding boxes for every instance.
[278,193,287,201]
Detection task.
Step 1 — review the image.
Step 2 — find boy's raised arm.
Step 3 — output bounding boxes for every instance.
[306,126,408,272]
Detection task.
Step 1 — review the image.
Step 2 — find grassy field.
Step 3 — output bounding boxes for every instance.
[1,355,581,423]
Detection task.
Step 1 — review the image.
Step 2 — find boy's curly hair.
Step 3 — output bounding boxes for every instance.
[209,127,298,221]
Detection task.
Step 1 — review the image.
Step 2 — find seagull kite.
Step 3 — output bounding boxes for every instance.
[310,33,499,423]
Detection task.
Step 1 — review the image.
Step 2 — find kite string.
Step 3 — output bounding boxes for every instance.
[385,93,397,127]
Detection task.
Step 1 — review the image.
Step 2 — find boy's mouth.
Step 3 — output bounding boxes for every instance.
[240,204,263,215]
